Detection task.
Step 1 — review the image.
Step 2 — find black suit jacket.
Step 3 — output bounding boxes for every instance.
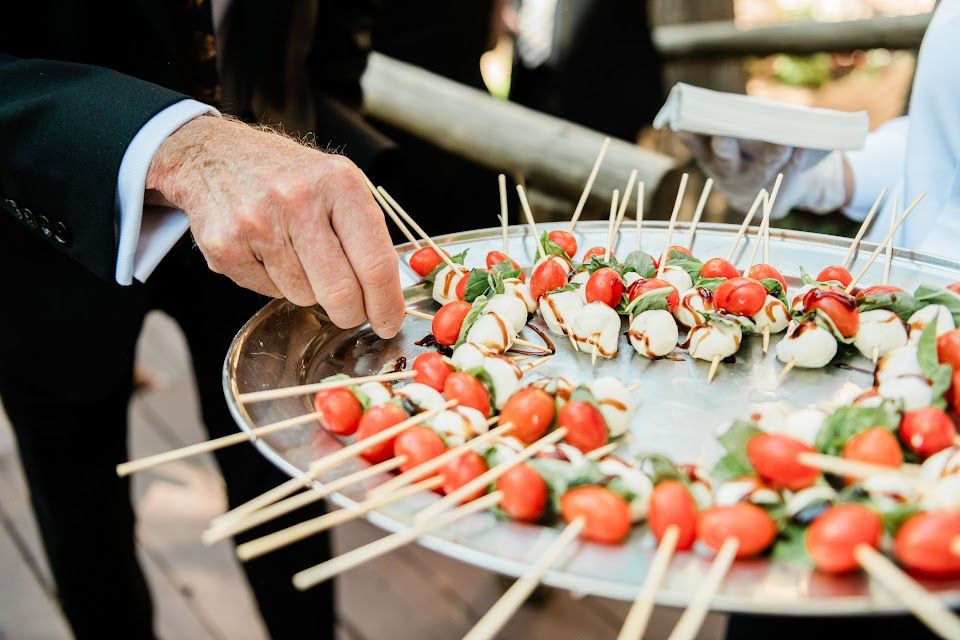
[0,0,393,282]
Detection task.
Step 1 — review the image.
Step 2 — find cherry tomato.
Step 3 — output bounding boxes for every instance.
[667,245,692,257]
[313,387,364,436]
[895,510,960,578]
[530,258,568,301]
[713,277,767,317]
[817,265,853,287]
[441,451,488,502]
[443,372,491,417]
[486,251,520,271]
[582,246,606,262]
[900,407,957,458]
[806,504,881,574]
[548,230,578,258]
[356,403,408,463]
[747,434,820,491]
[700,257,740,280]
[856,284,903,299]
[585,267,625,308]
[498,388,556,444]
[558,401,608,452]
[951,369,960,412]
[626,278,679,312]
[560,486,632,544]
[432,300,472,346]
[802,287,859,338]
[455,268,489,300]
[937,329,960,373]
[648,480,698,550]
[394,425,447,473]
[697,503,778,558]
[747,263,788,291]
[409,247,446,278]
[412,352,453,392]
[497,464,548,522]
[947,283,960,297]
[842,428,903,473]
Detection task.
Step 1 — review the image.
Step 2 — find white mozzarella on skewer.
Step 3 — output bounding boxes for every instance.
[484,293,528,333]
[588,377,635,438]
[482,356,522,410]
[485,436,526,466]
[877,375,933,411]
[854,309,907,359]
[751,295,790,333]
[357,381,393,406]
[775,321,837,368]
[571,302,621,358]
[432,265,465,305]
[428,406,488,445]
[534,253,574,274]
[713,478,780,507]
[784,486,836,518]
[451,342,492,371]
[598,458,653,522]
[688,322,742,362]
[538,290,583,336]
[919,446,960,482]
[876,345,923,384]
[862,473,923,511]
[659,265,693,295]
[465,311,514,352]
[922,474,960,510]
[394,382,446,412]
[775,408,827,446]
[674,288,713,328]
[503,278,536,313]
[570,270,591,303]
[628,309,679,359]
[907,304,955,344]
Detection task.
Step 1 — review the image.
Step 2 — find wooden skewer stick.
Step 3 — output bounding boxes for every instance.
[612,169,639,242]
[872,346,880,366]
[854,544,960,640]
[516,184,546,260]
[763,197,771,265]
[404,308,435,321]
[723,189,767,263]
[560,319,580,353]
[568,137,612,231]
[764,173,784,217]
[238,370,415,404]
[666,537,739,640]
[237,476,444,562]
[407,309,549,353]
[604,190,620,262]
[777,359,796,383]
[462,516,587,640]
[685,178,714,250]
[627,380,643,393]
[364,176,421,250]
[591,335,600,368]
[521,355,554,372]
[586,442,620,460]
[745,200,771,272]
[635,181,645,252]
[512,337,552,353]
[414,428,568,523]
[707,354,721,384]
[656,173,689,279]
[203,456,406,544]
[846,192,926,293]
[883,193,900,286]
[378,187,465,276]
[841,188,888,269]
[617,524,680,640]
[117,411,325,477]
[498,174,509,255]
[763,326,771,355]
[797,452,926,485]
[293,491,502,591]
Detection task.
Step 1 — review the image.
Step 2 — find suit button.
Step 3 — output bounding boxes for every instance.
[21,208,37,229]
[37,214,52,238]
[2,199,21,220]
[53,221,70,245]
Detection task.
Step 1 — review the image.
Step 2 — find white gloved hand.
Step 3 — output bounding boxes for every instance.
[678,133,849,218]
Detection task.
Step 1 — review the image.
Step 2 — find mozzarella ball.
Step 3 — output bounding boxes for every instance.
[659,265,693,295]
[877,375,933,412]
[483,356,522,410]
[876,345,923,384]
[598,458,653,522]
[922,474,960,510]
[674,288,713,328]
[538,290,583,336]
[571,302,622,358]
[485,436,526,466]
[535,253,573,274]
[394,382,446,412]
[862,473,923,510]
[357,381,392,406]
[451,342,492,371]
[466,311,514,352]
[775,321,837,368]
[920,446,960,482]
[484,293,528,334]
[714,477,780,507]
[751,404,789,433]
[907,304,955,344]
[751,295,790,334]
[429,406,489,445]
[503,278,536,313]
[688,322,742,362]
[628,309,679,359]
[775,408,828,446]
[432,265,465,305]
[854,309,908,360]
[588,377,636,438]
[784,486,837,518]
[570,270,591,303]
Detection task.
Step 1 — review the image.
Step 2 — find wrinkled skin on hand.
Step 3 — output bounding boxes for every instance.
[146,115,404,338]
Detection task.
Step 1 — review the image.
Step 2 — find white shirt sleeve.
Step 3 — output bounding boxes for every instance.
[115,99,219,285]
[843,115,909,222]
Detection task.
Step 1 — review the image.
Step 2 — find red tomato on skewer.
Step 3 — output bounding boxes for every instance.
[560,486,632,544]
[412,352,454,392]
[895,510,960,578]
[548,230,578,258]
[747,264,788,291]
[746,434,820,491]
[856,284,903,298]
[356,404,408,463]
[497,464,548,522]
[558,401,608,452]
[626,278,679,312]
[585,267,625,308]
[432,300,472,346]
[806,504,881,574]
[900,407,957,458]
[530,258,568,301]
[700,257,740,280]
[667,245,692,257]
[937,329,960,372]
[802,287,859,338]
[714,277,767,317]
[455,268,490,300]
[842,428,903,476]
[443,372,491,417]
[394,426,447,473]
[947,283,960,296]
[498,388,556,444]
[486,251,520,271]
[582,246,607,262]
[817,265,853,287]
[441,451,488,502]
[697,503,778,558]
[313,387,364,436]
[409,247,446,277]
[648,480,698,550]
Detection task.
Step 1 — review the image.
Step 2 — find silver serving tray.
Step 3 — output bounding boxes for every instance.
[224,220,960,614]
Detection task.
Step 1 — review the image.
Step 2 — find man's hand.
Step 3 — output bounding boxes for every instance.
[146,116,404,338]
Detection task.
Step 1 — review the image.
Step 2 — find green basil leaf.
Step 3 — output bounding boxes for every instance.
[759,278,789,305]
[579,255,622,274]
[666,251,703,281]
[635,453,688,487]
[799,265,841,288]
[710,420,761,483]
[815,405,900,456]
[491,260,522,281]
[917,319,953,408]
[622,287,672,317]
[857,291,920,322]
[462,269,491,303]
[424,249,468,284]
[694,277,726,292]
[568,385,600,407]
[546,282,582,296]
[605,476,638,503]
[769,522,812,566]
[539,232,569,259]
[455,296,489,347]
[703,311,754,333]
[527,458,604,513]
[915,284,960,326]
[881,502,922,536]
[622,250,657,278]
[466,366,497,407]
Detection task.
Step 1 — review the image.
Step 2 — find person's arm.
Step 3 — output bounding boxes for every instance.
[842,116,909,221]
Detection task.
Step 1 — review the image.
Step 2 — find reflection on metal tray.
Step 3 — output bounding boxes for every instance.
[224,220,960,614]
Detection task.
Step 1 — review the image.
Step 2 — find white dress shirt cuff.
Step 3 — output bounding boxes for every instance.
[115,99,219,285]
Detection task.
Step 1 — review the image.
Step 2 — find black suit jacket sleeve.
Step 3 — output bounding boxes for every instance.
[0,53,191,282]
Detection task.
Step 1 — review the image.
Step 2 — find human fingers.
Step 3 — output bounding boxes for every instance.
[708,136,743,178]
[207,245,283,299]
[254,234,317,307]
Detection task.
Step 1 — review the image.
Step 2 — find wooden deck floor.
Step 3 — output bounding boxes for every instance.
[0,311,727,640]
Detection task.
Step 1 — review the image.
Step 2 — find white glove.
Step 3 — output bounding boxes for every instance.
[678,133,848,218]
